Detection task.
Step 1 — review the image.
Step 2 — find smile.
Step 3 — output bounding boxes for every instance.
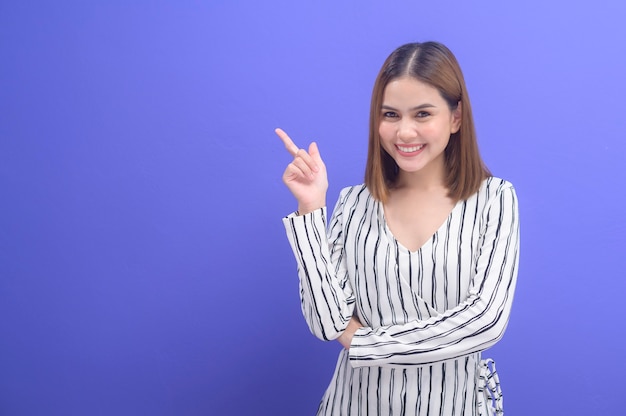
[396,144,425,153]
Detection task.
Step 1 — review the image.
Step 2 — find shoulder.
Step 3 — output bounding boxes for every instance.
[465,177,518,218]
[332,184,376,214]
[475,177,517,200]
[337,184,372,203]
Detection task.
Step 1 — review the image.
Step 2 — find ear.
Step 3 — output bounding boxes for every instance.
[451,101,462,134]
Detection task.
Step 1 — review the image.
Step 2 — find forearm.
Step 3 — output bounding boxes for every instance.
[348,285,516,367]
[284,208,355,340]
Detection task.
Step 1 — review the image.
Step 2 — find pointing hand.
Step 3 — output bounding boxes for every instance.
[276,128,328,215]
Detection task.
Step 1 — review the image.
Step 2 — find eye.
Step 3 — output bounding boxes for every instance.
[416,111,431,118]
[382,111,398,119]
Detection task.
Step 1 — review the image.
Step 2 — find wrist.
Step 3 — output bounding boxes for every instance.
[297,202,325,216]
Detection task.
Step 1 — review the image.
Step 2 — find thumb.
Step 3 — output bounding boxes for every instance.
[308,142,322,161]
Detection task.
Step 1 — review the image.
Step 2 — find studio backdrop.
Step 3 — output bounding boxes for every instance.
[1,1,625,415]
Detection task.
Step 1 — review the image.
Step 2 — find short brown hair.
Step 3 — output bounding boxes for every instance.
[364,42,490,202]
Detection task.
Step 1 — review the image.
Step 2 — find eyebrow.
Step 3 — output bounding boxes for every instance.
[381,104,437,111]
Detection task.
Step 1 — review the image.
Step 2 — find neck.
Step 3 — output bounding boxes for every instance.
[395,161,447,193]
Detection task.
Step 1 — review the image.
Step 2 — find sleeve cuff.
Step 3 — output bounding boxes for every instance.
[283,207,327,220]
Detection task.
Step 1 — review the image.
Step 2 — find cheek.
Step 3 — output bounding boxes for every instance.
[421,125,437,137]
[420,122,444,138]
[378,122,395,140]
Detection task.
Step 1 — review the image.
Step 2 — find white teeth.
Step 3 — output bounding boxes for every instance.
[397,144,425,152]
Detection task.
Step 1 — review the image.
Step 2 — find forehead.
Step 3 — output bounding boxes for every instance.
[383,77,441,103]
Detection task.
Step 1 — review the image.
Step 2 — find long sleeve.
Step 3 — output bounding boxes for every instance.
[349,184,520,368]
[282,190,355,341]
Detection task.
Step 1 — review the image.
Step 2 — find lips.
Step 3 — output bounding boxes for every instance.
[396,144,425,155]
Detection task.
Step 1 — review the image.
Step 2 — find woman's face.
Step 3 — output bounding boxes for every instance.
[378,77,461,179]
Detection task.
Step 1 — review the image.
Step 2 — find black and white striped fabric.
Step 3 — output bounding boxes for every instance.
[283,177,519,416]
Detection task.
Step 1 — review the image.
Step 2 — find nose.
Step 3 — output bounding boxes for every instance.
[397,119,418,142]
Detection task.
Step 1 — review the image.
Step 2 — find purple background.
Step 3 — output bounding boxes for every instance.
[1,1,625,415]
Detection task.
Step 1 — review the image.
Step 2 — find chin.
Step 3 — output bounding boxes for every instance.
[396,162,427,173]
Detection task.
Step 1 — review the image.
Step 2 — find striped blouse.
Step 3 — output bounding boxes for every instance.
[283,177,520,416]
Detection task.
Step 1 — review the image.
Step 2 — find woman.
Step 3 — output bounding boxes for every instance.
[277,41,519,416]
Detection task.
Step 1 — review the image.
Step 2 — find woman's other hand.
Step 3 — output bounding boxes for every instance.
[337,316,363,350]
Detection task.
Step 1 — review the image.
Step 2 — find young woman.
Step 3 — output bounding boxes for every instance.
[277,41,519,416]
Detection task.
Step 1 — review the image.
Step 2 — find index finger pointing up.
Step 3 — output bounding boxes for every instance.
[275,128,299,157]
